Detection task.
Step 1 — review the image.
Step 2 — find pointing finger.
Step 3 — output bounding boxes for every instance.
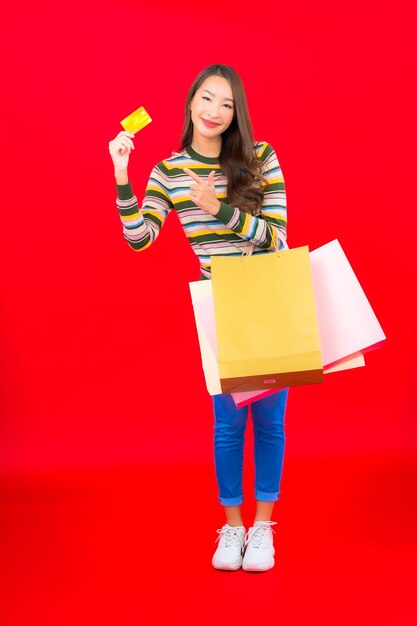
[183,168,202,183]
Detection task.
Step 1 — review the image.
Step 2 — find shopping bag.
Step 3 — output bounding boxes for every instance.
[310,240,386,366]
[189,280,222,396]
[189,282,365,405]
[190,239,385,404]
[231,238,385,404]
[211,246,323,394]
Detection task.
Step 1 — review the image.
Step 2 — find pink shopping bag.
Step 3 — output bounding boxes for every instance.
[310,239,386,366]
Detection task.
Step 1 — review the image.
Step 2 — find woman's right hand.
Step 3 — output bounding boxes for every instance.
[108,131,135,172]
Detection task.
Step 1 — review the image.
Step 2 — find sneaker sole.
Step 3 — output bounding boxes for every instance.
[242,557,275,572]
[212,558,243,571]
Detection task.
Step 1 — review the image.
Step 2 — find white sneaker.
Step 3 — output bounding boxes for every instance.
[212,524,246,571]
[242,521,277,572]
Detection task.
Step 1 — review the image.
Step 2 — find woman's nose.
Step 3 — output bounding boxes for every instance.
[207,102,221,118]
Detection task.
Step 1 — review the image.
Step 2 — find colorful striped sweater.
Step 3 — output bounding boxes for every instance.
[116,142,287,278]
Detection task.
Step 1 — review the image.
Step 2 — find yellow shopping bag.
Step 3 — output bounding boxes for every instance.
[211,246,323,394]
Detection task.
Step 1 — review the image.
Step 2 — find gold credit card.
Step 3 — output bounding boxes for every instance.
[120,106,152,134]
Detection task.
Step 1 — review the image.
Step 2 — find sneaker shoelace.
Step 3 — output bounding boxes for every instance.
[245,521,277,549]
[215,525,245,548]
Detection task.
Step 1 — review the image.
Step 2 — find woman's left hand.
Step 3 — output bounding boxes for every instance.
[183,168,221,215]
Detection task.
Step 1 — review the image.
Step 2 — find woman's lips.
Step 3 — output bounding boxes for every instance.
[201,118,221,128]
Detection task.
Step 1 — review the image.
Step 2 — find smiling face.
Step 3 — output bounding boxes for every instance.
[189,75,235,143]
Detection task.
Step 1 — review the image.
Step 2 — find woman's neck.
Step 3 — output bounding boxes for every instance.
[191,136,222,158]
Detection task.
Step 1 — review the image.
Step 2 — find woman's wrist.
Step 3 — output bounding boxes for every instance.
[213,199,221,215]
[115,169,129,185]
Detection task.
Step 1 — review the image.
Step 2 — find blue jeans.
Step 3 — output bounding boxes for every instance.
[213,389,288,506]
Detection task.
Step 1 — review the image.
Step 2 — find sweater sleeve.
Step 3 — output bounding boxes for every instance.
[116,164,174,251]
[214,143,287,250]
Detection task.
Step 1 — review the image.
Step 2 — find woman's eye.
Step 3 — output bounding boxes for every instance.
[201,96,232,109]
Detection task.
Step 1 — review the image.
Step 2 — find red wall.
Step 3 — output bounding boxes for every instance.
[1,0,416,470]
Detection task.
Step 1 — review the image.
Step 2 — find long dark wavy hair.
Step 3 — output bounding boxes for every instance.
[179,64,269,216]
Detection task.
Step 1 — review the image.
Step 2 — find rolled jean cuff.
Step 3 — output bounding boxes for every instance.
[219,494,244,506]
[255,489,279,502]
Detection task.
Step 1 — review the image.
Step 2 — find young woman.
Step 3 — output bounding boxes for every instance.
[108,64,288,572]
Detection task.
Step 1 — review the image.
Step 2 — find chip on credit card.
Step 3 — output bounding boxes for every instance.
[120,106,152,134]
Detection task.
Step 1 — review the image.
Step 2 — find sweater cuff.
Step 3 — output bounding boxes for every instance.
[116,181,134,201]
[215,201,236,227]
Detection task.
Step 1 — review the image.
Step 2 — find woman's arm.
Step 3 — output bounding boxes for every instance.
[116,165,174,252]
[214,143,287,250]
[109,131,173,251]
